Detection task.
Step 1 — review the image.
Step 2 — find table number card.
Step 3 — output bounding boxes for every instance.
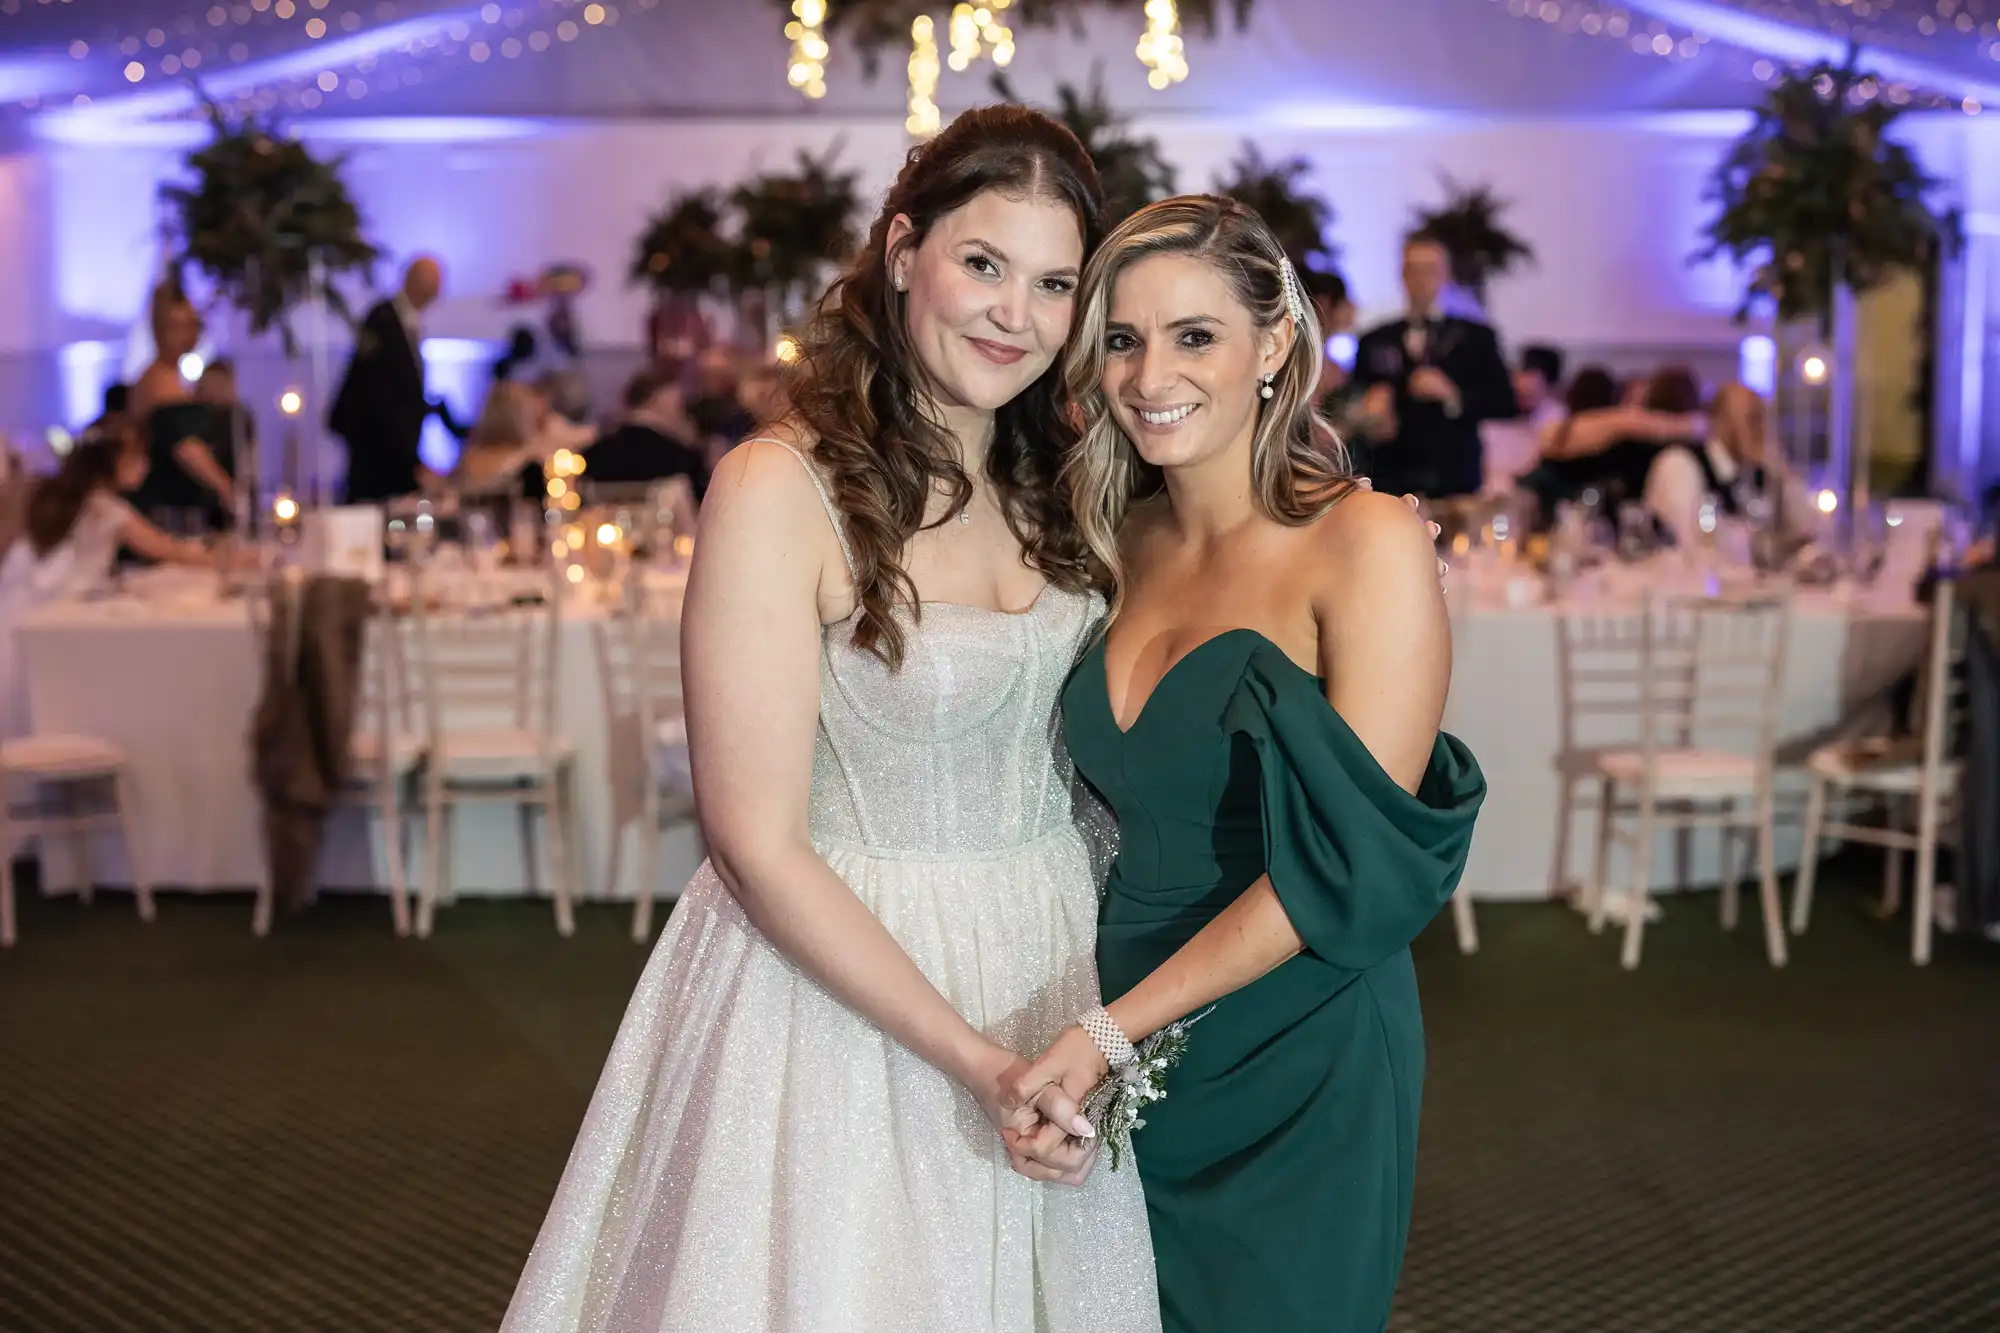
[302,505,386,583]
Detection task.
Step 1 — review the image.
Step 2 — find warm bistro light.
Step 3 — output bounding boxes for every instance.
[279,388,304,416]
[273,492,300,523]
[1815,489,1839,516]
[907,15,940,137]
[596,522,621,547]
[774,334,801,364]
[565,563,587,584]
[178,352,206,381]
[673,534,695,558]
[1798,351,1831,387]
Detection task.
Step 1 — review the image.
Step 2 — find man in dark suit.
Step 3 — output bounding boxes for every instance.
[329,255,450,504]
[1351,233,1518,497]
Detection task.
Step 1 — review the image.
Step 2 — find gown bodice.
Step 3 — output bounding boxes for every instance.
[808,587,1103,858]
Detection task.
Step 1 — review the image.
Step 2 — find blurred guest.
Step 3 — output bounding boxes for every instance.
[686,346,754,455]
[1479,342,1567,493]
[1352,232,1518,497]
[582,365,710,497]
[1303,270,1360,435]
[736,361,788,432]
[330,255,453,504]
[101,382,130,416]
[0,416,219,736]
[452,381,542,497]
[195,358,252,513]
[1515,345,1566,428]
[1644,383,1809,548]
[492,325,539,383]
[128,285,235,530]
[1538,366,1704,462]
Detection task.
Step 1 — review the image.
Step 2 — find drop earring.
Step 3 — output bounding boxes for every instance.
[893,273,906,292]
[1259,372,1276,400]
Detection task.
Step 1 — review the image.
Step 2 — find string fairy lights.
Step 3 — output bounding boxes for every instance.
[1137,0,1189,88]
[786,0,829,99]
[1483,0,1989,113]
[906,13,941,137]
[8,0,662,119]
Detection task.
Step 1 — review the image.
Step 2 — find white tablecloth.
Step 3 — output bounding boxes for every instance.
[1443,583,1930,900]
[16,571,1931,907]
[17,581,706,902]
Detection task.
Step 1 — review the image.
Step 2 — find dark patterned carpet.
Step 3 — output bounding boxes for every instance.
[1,864,1996,1332]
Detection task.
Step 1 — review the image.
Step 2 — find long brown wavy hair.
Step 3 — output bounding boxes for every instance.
[787,105,1104,668]
[27,415,142,557]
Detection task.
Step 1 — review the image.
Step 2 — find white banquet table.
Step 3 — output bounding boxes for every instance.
[16,577,706,905]
[1443,581,1930,901]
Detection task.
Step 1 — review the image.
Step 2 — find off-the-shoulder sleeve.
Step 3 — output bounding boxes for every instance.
[1222,644,1485,972]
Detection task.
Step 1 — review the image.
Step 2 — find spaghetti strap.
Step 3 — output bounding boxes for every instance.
[748,436,857,581]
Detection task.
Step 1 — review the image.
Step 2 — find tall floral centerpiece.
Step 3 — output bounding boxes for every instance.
[1697,52,1946,508]
[160,98,378,508]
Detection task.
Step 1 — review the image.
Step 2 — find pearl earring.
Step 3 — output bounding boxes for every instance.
[893,273,906,292]
[1259,372,1276,400]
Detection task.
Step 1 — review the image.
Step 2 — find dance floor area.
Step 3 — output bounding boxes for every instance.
[3,866,1997,1332]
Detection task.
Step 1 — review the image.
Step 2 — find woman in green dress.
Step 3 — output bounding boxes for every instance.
[1002,197,1485,1333]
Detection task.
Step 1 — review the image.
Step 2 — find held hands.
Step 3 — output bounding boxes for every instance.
[997,1024,1109,1187]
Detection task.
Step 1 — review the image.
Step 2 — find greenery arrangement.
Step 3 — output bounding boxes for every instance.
[992,70,1176,225]
[631,147,863,316]
[1215,144,1339,284]
[728,147,865,308]
[630,189,737,295]
[775,0,1256,76]
[1410,174,1534,303]
[1695,53,1945,330]
[160,99,378,354]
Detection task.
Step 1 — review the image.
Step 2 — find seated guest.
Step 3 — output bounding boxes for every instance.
[194,358,252,521]
[0,416,220,736]
[129,285,235,530]
[686,346,755,460]
[1352,231,1518,496]
[452,382,542,497]
[582,365,710,498]
[736,360,788,433]
[1480,342,1567,493]
[1519,367,1702,525]
[1644,382,1810,548]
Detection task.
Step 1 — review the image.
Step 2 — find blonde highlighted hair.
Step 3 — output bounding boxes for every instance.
[1061,195,1358,598]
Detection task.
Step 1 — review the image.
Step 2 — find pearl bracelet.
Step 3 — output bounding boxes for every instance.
[1080,1005,1139,1071]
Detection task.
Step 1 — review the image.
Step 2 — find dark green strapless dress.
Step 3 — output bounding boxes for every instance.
[1061,629,1485,1333]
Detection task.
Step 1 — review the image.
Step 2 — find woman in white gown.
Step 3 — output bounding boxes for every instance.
[500,107,1160,1333]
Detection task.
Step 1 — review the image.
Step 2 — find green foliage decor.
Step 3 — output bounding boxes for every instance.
[1410,174,1534,303]
[1696,53,1945,329]
[1215,144,1339,284]
[991,69,1176,225]
[160,100,379,354]
[631,147,863,309]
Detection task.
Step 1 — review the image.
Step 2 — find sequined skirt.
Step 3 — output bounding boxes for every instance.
[498,829,1161,1333]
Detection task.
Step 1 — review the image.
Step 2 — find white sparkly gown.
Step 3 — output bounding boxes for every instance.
[500,443,1161,1333]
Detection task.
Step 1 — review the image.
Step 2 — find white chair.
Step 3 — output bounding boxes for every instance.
[246,571,423,938]
[0,733,153,947]
[1573,593,1792,970]
[404,574,578,937]
[1791,578,1963,965]
[604,576,695,942]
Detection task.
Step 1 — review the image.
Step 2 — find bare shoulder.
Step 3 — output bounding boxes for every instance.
[704,432,830,528]
[1310,487,1437,566]
[1292,487,1442,617]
